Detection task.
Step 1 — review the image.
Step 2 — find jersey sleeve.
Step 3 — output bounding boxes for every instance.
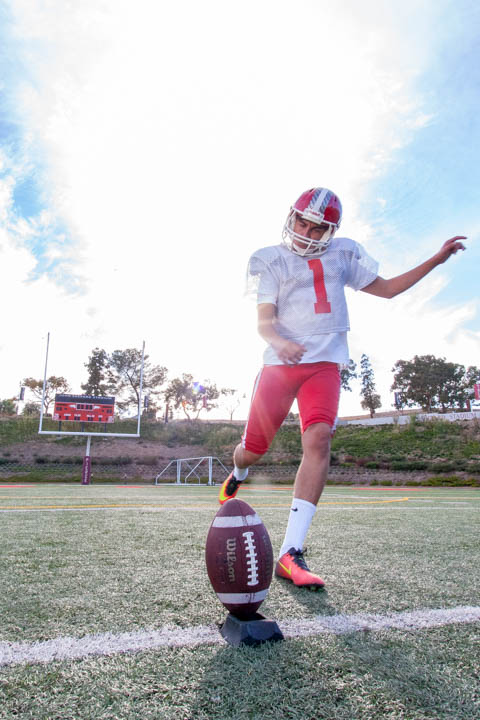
[245,248,281,304]
[343,240,379,290]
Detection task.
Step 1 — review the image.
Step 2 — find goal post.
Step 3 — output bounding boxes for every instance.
[37,333,146,484]
[38,333,145,438]
[155,456,230,486]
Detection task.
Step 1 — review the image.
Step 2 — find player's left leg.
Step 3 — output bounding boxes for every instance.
[291,421,333,504]
[275,362,340,589]
[276,423,331,589]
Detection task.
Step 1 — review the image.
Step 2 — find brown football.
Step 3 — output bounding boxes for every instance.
[205,499,274,618]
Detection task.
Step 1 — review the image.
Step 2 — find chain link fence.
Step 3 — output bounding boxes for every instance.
[1,457,479,486]
[0,456,302,483]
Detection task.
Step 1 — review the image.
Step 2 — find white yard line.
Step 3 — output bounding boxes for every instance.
[1,605,479,668]
[1,505,479,514]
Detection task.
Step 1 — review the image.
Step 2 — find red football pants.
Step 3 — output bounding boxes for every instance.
[241,362,341,456]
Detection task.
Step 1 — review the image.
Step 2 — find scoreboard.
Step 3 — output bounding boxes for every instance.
[53,394,115,423]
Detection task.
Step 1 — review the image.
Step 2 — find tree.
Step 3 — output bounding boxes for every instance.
[0,398,16,415]
[340,359,357,392]
[464,365,480,389]
[359,354,381,417]
[164,374,230,420]
[22,376,70,414]
[221,388,245,421]
[81,348,111,396]
[106,348,168,414]
[463,365,480,408]
[22,402,41,416]
[391,355,474,412]
[437,362,469,411]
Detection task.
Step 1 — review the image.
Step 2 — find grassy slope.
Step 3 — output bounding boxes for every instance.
[1,416,480,477]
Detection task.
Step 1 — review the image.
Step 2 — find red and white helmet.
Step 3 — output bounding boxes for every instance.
[283,187,342,257]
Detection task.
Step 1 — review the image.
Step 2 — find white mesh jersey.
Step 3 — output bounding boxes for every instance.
[246,238,379,365]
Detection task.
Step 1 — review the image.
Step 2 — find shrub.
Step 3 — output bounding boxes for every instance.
[428,462,459,474]
[135,456,160,466]
[423,475,476,486]
[466,463,480,473]
[355,457,375,467]
[388,460,429,471]
[391,461,415,471]
[93,457,132,466]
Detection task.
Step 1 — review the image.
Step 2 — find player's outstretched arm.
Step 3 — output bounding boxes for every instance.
[361,236,466,299]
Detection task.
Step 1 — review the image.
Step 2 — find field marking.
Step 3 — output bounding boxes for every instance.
[0,498,411,512]
[319,497,409,506]
[2,502,479,514]
[0,507,219,514]
[1,605,478,668]
[255,498,411,507]
[0,503,217,511]
[355,487,424,491]
[0,485,33,488]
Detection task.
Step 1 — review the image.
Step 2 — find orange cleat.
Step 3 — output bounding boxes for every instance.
[275,548,325,590]
[218,471,243,505]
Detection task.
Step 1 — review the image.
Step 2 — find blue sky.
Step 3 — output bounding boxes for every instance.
[361,1,480,334]
[1,0,479,417]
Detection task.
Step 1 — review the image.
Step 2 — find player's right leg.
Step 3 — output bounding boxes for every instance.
[218,366,296,504]
[218,447,261,504]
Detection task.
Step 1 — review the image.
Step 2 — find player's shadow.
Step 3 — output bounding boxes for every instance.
[186,620,472,720]
[272,574,338,614]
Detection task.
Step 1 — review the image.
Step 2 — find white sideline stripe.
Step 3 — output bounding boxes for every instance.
[1,605,479,668]
[216,589,268,603]
[212,513,262,528]
[280,605,480,637]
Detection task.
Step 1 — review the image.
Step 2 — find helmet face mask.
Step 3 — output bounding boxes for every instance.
[283,187,342,258]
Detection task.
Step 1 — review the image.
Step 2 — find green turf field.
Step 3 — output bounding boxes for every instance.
[0,482,479,719]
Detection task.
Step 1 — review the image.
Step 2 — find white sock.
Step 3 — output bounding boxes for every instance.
[279,498,317,557]
[233,466,248,482]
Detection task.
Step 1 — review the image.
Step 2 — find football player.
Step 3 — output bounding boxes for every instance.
[219,187,466,590]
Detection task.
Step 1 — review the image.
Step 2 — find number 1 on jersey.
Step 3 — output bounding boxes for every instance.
[308,259,331,314]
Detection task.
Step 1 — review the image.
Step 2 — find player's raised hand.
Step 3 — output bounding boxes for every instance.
[435,236,466,264]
